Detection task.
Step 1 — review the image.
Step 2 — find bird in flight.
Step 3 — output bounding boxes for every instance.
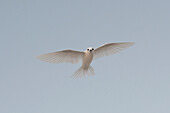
[36,42,134,78]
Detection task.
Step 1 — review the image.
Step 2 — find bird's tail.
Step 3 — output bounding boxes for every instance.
[72,66,95,78]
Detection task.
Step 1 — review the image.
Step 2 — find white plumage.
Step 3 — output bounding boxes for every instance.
[36,42,134,78]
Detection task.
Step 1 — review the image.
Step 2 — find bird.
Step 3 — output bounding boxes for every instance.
[36,42,134,78]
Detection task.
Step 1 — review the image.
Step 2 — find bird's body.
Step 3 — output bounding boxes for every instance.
[36,42,134,78]
[82,50,93,69]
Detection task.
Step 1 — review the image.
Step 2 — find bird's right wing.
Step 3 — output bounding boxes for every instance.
[94,42,134,59]
[36,50,84,64]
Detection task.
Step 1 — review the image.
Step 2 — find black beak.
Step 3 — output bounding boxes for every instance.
[90,50,92,52]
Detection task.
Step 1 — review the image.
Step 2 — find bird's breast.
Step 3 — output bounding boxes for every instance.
[82,52,93,68]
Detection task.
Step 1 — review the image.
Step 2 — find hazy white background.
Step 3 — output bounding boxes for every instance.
[0,0,170,113]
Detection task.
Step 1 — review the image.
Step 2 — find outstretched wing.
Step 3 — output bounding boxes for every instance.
[94,42,134,59]
[36,50,84,64]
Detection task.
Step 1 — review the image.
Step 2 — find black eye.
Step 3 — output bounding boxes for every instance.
[92,48,94,50]
[87,49,89,51]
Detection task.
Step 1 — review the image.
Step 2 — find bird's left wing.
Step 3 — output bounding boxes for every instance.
[94,42,134,59]
[36,50,84,64]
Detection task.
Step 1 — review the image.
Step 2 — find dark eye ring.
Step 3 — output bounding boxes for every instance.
[87,49,89,51]
[92,48,94,50]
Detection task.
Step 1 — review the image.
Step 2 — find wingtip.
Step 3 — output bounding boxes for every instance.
[35,55,41,59]
[128,42,135,45]
[122,42,135,46]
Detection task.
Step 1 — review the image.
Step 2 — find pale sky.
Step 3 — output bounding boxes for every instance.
[0,0,170,113]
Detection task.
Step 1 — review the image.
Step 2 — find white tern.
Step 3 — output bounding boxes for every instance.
[36,42,134,78]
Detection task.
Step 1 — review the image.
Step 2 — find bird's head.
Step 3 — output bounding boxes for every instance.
[86,47,94,52]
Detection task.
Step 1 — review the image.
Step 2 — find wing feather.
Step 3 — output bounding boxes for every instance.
[94,42,134,59]
[36,50,84,64]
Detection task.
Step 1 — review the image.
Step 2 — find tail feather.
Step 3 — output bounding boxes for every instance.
[72,66,95,78]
